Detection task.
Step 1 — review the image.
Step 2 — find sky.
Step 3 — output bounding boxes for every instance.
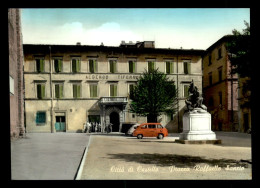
[21,8,250,50]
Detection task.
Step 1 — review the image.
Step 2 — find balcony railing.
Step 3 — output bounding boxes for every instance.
[99,97,128,104]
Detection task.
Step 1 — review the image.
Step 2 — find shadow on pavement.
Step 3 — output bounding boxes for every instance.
[106,153,250,168]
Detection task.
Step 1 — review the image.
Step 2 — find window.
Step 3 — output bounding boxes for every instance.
[10,76,14,95]
[219,92,222,105]
[54,59,63,73]
[218,48,222,60]
[183,61,191,74]
[129,84,135,99]
[55,84,63,99]
[208,55,212,66]
[184,85,189,97]
[89,59,97,73]
[90,84,98,98]
[72,58,80,73]
[73,84,81,98]
[148,61,155,72]
[157,124,163,128]
[37,84,45,99]
[109,60,117,73]
[36,111,46,124]
[218,67,223,82]
[36,58,45,73]
[166,61,174,74]
[110,84,117,97]
[208,72,213,86]
[148,124,156,128]
[129,61,136,73]
[141,125,148,129]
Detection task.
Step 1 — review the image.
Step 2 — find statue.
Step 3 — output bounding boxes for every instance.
[185,80,207,113]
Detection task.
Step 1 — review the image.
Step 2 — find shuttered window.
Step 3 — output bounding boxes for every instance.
[184,85,189,98]
[129,61,136,73]
[72,59,80,73]
[166,61,174,74]
[36,111,46,124]
[148,61,155,72]
[89,59,97,73]
[129,84,134,99]
[109,60,117,73]
[90,84,98,98]
[36,59,45,73]
[73,84,81,98]
[110,84,117,97]
[37,84,45,99]
[55,84,63,99]
[54,59,63,73]
[184,61,191,74]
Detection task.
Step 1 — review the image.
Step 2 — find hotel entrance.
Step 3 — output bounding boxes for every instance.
[109,112,120,132]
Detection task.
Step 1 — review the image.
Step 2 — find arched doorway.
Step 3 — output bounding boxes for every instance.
[110,112,120,132]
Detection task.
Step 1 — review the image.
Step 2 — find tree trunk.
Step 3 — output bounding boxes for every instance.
[147,114,158,123]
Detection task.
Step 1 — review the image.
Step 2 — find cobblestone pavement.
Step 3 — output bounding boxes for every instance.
[79,133,251,180]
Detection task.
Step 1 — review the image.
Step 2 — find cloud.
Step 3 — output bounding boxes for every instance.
[22,21,143,46]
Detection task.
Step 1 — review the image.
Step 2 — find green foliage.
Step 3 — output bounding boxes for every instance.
[226,21,250,77]
[130,69,177,122]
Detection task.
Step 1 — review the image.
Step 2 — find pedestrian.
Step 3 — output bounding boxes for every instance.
[109,123,113,133]
[83,122,86,133]
[87,122,91,133]
[95,122,98,132]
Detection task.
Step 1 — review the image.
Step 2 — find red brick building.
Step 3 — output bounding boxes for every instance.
[202,36,239,131]
[9,8,25,138]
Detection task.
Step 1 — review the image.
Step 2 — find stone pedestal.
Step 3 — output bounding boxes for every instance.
[176,108,221,144]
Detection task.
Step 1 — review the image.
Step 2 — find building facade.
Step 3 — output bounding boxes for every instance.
[202,36,239,131]
[9,8,25,138]
[23,41,204,133]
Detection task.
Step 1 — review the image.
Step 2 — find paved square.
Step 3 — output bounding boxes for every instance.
[80,134,251,180]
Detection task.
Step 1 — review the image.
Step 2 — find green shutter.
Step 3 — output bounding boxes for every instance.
[89,60,94,73]
[77,85,80,98]
[72,59,76,73]
[93,60,97,73]
[73,84,77,98]
[76,59,80,72]
[114,85,117,97]
[36,59,40,72]
[40,59,44,72]
[166,62,170,74]
[60,85,63,98]
[170,62,173,73]
[58,59,62,72]
[184,85,189,97]
[55,84,59,98]
[94,85,97,97]
[41,84,45,99]
[184,62,188,74]
[113,61,117,73]
[188,62,191,74]
[110,85,114,96]
[54,60,58,73]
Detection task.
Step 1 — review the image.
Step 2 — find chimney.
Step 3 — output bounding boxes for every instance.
[76,42,81,46]
[121,40,125,44]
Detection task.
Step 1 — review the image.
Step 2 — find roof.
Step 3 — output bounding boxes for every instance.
[205,35,234,53]
[23,44,205,56]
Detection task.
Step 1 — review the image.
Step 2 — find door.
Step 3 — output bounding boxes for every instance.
[110,112,120,132]
[148,124,156,137]
[55,116,66,132]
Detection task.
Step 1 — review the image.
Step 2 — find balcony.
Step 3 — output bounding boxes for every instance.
[99,97,128,105]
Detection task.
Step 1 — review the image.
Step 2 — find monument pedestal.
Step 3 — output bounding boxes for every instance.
[175,109,221,144]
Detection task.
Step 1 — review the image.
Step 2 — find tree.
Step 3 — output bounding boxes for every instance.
[226,21,251,108]
[130,69,177,122]
[226,21,251,77]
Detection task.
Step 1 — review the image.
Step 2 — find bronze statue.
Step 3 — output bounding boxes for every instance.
[185,80,207,112]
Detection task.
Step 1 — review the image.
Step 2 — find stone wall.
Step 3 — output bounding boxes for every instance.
[9,8,25,138]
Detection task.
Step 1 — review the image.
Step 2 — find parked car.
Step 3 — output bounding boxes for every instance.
[121,122,138,135]
[133,123,168,139]
[126,124,140,136]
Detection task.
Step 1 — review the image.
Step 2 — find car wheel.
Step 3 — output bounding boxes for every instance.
[158,134,164,139]
[137,134,143,139]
